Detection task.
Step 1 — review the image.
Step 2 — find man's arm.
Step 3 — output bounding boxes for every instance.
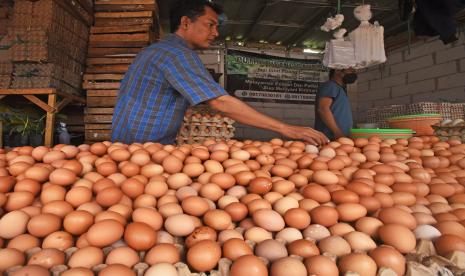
[208,95,328,145]
[318,97,344,139]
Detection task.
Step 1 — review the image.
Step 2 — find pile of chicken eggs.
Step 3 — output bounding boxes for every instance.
[0,136,465,276]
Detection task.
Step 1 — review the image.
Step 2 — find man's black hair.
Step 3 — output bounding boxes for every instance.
[170,0,223,33]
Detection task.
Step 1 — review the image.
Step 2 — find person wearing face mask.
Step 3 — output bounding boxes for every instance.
[314,68,357,140]
[111,0,329,146]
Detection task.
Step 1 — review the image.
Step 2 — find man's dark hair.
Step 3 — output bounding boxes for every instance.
[329,69,336,79]
[170,0,223,32]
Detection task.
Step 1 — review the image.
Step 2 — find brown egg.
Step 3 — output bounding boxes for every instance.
[68,246,104,268]
[162,155,183,174]
[65,187,92,207]
[230,255,268,276]
[42,200,73,218]
[304,255,339,276]
[336,203,367,222]
[433,234,465,256]
[145,243,180,265]
[255,239,288,261]
[302,184,330,203]
[132,207,163,231]
[329,223,355,236]
[378,207,417,230]
[7,234,40,252]
[63,210,94,235]
[202,209,231,231]
[378,224,416,253]
[318,236,351,257]
[187,240,221,272]
[369,245,405,276]
[98,264,136,276]
[106,246,140,267]
[222,238,253,261]
[344,231,377,252]
[87,219,124,247]
[41,184,66,204]
[49,168,77,186]
[355,217,383,238]
[27,248,65,269]
[283,208,311,229]
[96,187,123,207]
[182,196,210,217]
[434,221,465,237]
[61,268,94,276]
[312,170,339,185]
[224,202,248,222]
[253,209,285,232]
[338,253,377,276]
[27,213,62,238]
[9,265,49,276]
[271,256,307,276]
[5,191,34,211]
[310,206,338,227]
[124,222,157,250]
[0,210,30,239]
[286,239,319,258]
[0,248,25,271]
[185,226,217,248]
[42,231,74,250]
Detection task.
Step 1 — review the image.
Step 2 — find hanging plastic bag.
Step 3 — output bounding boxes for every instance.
[323,28,357,69]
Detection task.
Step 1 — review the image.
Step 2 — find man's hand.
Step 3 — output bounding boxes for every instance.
[280,125,329,146]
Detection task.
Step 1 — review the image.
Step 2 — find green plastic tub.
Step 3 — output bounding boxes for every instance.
[350,128,415,139]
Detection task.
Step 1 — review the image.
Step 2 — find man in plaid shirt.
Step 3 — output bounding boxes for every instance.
[111,0,328,146]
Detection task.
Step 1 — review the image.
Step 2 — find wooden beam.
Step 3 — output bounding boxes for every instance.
[94,17,153,27]
[56,98,72,112]
[84,114,113,123]
[84,74,125,81]
[87,90,119,97]
[86,65,130,74]
[83,82,121,90]
[91,25,150,34]
[0,88,55,95]
[87,96,118,107]
[45,94,57,147]
[94,11,152,18]
[87,47,143,57]
[85,124,112,130]
[86,57,134,65]
[23,95,55,113]
[86,108,115,114]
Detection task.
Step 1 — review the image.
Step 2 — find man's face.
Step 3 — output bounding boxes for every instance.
[184,6,219,49]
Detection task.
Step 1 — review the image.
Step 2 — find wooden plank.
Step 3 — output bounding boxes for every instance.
[83,82,120,90]
[0,88,55,95]
[95,0,155,5]
[84,74,124,81]
[87,90,119,97]
[85,123,112,130]
[86,107,115,114]
[95,11,152,18]
[89,34,150,47]
[45,94,57,147]
[86,64,130,74]
[84,114,113,123]
[94,17,153,27]
[91,25,150,34]
[23,95,55,113]
[87,96,117,107]
[86,57,134,65]
[88,47,143,57]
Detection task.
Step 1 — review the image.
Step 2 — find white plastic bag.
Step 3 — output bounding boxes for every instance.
[323,39,357,69]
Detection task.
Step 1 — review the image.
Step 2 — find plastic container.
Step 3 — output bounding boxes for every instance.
[386,113,442,136]
[350,128,414,139]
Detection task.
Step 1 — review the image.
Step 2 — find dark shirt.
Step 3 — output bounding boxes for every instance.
[314,80,353,140]
[111,34,227,144]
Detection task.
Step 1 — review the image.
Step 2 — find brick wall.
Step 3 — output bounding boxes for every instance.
[355,34,465,123]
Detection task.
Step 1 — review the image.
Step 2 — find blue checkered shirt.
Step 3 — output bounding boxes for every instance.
[111,34,227,144]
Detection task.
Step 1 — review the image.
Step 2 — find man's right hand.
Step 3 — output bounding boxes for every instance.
[280,125,329,146]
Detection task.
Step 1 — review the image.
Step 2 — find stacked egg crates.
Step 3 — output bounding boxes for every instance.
[83,0,160,143]
[0,0,13,88]
[2,0,92,96]
[432,118,465,142]
[176,108,235,145]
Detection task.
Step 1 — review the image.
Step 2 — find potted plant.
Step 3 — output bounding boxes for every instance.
[1,113,45,147]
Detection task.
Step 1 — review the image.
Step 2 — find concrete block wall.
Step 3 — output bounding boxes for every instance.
[355,34,465,123]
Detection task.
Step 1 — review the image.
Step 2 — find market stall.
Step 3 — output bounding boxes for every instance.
[0,0,464,275]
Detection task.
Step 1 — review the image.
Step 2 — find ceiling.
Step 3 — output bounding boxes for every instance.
[157,0,405,50]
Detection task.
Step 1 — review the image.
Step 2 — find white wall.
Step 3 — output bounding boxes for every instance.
[355,34,465,123]
[198,47,323,141]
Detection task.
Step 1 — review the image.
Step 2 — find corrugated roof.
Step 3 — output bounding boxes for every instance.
[157,0,410,49]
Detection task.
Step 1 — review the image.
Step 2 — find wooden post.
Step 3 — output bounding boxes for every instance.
[44,93,57,147]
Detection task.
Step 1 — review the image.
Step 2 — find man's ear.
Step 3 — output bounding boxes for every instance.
[180,16,190,30]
